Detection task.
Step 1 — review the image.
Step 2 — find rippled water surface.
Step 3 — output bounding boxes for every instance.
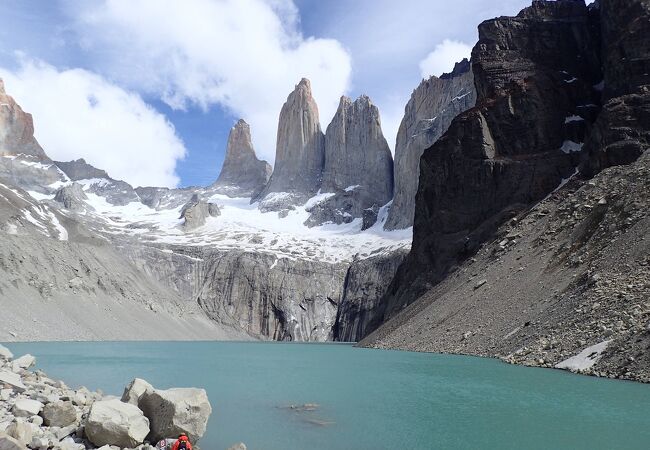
[6,341,650,450]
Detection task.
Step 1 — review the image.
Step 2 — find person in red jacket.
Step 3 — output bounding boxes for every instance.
[171,433,192,450]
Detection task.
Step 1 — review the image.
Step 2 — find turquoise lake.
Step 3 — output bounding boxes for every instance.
[4,341,650,450]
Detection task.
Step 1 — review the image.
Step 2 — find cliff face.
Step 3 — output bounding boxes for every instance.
[256,78,325,207]
[0,80,47,160]
[372,0,603,330]
[581,0,650,176]
[362,0,650,382]
[384,60,476,230]
[212,119,271,198]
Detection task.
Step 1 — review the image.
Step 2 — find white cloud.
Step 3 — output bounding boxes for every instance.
[67,0,352,162]
[0,59,186,187]
[419,39,473,79]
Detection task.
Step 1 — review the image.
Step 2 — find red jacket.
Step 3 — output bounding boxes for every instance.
[171,435,192,450]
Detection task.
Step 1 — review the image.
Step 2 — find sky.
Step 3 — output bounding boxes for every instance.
[0,0,531,188]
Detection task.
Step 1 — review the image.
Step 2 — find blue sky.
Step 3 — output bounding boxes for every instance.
[0,0,530,188]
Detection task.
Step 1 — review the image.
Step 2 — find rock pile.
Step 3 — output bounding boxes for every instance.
[0,346,212,449]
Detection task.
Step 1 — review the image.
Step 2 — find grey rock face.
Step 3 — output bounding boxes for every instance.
[317,95,393,221]
[54,183,88,211]
[54,158,109,181]
[179,194,220,230]
[385,59,476,230]
[212,119,272,197]
[333,249,408,342]
[256,78,325,206]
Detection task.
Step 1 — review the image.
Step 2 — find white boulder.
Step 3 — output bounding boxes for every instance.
[11,355,35,371]
[0,371,25,393]
[0,345,12,361]
[11,399,43,417]
[139,387,212,443]
[4,422,32,446]
[85,399,149,448]
[121,378,153,406]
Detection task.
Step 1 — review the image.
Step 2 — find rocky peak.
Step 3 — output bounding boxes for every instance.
[309,94,393,226]
[55,158,110,181]
[213,119,271,197]
[384,62,476,230]
[255,78,325,207]
[0,79,48,160]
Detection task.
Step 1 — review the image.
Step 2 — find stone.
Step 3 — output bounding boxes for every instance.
[138,387,211,443]
[11,355,35,370]
[11,399,43,417]
[41,401,77,427]
[0,433,25,450]
[212,119,272,197]
[0,345,12,361]
[85,399,149,448]
[179,194,221,230]
[255,78,325,206]
[121,378,153,406]
[385,59,476,230]
[4,422,32,446]
[0,371,25,393]
[54,183,88,211]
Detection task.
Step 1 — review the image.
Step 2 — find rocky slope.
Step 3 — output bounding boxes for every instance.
[361,0,650,382]
[384,59,476,230]
[211,119,271,198]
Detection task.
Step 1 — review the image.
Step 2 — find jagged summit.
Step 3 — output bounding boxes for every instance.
[440,58,471,80]
[55,158,110,181]
[306,93,393,227]
[213,118,271,197]
[0,79,48,160]
[255,77,325,208]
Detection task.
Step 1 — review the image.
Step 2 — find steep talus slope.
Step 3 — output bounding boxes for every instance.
[370,0,602,332]
[211,119,272,197]
[362,0,650,381]
[384,59,476,230]
[362,151,650,381]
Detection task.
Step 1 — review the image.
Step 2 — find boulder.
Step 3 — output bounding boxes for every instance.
[138,388,211,443]
[11,355,35,371]
[0,345,12,361]
[41,401,77,427]
[85,399,150,448]
[121,378,153,406]
[0,371,25,393]
[53,183,88,211]
[4,422,31,446]
[179,194,221,230]
[11,399,43,417]
[0,433,25,450]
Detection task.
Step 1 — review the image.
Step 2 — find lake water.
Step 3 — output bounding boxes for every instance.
[4,341,650,450]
